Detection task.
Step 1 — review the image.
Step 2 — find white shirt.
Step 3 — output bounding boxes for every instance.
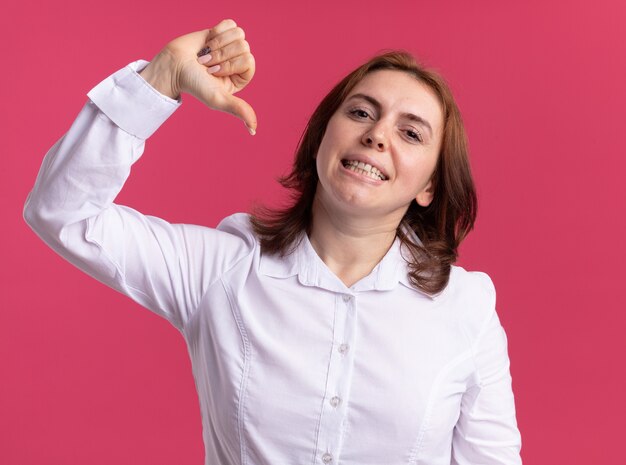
[24,60,523,465]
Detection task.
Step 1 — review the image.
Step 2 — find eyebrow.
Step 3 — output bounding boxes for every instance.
[346,93,434,137]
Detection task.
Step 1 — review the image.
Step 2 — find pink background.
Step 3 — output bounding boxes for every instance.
[2,0,625,463]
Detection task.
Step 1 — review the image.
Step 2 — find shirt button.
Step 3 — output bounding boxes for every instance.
[330,396,341,407]
[342,294,351,302]
[322,452,333,463]
[338,343,349,354]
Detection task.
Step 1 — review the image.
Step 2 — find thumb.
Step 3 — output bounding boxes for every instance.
[215,92,258,135]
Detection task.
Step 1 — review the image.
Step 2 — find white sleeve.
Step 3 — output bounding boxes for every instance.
[23,60,251,331]
[451,301,523,464]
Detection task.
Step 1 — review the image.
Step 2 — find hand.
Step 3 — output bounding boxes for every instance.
[140,19,257,135]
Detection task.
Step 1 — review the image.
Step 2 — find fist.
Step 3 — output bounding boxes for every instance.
[140,19,257,135]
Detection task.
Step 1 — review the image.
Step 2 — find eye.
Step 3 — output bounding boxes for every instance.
[349,108,371,119]
[405,129,423,143]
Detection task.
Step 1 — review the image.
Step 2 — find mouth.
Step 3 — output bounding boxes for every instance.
[341,159,388,181]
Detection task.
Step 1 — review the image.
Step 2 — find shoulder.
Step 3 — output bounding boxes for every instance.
[442,265,497,336]
[182,212,259,274]
[447,265,496,301]
[216,212,257,245]
[212,213,261,259]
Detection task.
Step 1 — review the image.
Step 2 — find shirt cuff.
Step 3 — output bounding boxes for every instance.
[86,59,182,139]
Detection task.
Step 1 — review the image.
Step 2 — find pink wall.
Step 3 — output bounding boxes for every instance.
[2,0,625,463]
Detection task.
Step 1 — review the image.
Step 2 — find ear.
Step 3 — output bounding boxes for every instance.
[415,179,434,207]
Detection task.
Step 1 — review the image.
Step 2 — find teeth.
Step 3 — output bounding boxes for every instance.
[344,159,386,180]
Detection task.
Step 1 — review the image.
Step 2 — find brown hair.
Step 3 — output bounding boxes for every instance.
[250,50,477,295]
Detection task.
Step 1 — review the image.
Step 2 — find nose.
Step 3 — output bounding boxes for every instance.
[362,124,388,151]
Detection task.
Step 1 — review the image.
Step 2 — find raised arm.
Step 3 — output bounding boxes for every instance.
[23,20,257,331]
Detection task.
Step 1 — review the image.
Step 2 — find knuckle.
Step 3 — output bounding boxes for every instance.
[235,27,245,40]
[208,39,221,53]
[213,48,224,61]
[223,18,237,28]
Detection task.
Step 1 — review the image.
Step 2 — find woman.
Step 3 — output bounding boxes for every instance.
[24,19,522,465]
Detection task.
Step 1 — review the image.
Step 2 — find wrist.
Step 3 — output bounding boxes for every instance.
[139,51,180,100]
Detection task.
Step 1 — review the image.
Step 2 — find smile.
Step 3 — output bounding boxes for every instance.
[341,159,388,181]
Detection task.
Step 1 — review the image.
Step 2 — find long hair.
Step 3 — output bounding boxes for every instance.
[250,51,477,295]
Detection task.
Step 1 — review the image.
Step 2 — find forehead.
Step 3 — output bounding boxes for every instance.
[347,69,443,133]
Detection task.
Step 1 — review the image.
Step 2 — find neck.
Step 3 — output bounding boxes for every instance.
[309,196,401,288]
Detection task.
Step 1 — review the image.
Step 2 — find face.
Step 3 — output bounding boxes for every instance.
[314,69,444,225]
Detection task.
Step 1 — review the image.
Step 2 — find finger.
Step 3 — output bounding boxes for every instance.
[198,39,250,67]
[210,53,255,84]
[210,18,238,35]
[213,92,258,135]
[204,27,246,57]
[199,19,239,51]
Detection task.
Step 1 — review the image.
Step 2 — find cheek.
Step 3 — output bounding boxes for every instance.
[318,118,346,153]
[314,148,332,190]
[315,133,338,171]
[401,155,438,191]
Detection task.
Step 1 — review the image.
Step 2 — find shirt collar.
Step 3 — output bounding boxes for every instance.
[259,226,439,301]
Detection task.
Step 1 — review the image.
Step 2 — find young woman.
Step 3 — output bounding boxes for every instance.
[24,19,522,465]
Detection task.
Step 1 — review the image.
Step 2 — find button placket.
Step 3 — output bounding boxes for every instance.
[315,293,358,465]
